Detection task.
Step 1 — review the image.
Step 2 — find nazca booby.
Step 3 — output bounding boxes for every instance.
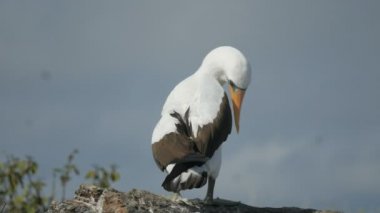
[151,46,251,203]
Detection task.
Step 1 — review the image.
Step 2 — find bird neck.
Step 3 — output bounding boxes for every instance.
[196,64,227,87]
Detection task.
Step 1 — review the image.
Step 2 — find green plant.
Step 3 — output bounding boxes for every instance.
[0,155,47,212]
[0,149,121,211]
[53,149,80,201]
[85,164,120,188]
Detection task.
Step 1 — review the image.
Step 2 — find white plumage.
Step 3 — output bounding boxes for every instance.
[152,46,251,203]
[152,72,224,142]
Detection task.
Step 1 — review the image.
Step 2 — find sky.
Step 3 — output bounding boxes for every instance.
[1,1,379,212]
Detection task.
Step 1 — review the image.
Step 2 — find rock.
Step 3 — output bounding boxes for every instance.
[46,184,340,213]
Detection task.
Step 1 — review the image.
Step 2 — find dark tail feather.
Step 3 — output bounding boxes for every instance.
[162,161,205,192]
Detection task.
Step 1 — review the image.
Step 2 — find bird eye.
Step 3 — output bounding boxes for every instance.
[229,81,246,91]
[229,81,238,91]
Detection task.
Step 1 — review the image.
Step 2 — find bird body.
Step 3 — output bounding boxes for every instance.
[151,46,251,202]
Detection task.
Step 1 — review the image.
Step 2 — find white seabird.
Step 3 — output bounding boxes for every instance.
[151,46,251,203]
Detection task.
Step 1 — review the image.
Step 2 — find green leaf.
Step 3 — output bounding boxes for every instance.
[30,162,38,174]
[85,170,96,179]
[110,172,120,182]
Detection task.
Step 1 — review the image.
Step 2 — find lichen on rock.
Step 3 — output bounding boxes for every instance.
[46,184,340,213]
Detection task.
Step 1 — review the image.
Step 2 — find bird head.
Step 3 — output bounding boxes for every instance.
[201,46,251,133]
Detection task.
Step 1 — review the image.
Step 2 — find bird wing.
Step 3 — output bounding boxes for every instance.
[152,119,208,171]
[190,93,232,158]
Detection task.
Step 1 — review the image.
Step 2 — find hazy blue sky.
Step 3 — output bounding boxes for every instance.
[1,1,379,212]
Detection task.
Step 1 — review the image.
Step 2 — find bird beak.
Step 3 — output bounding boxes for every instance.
[228,83,246,133]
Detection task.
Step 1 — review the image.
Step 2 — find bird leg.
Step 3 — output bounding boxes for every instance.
[204,176,215,204]
[203,176,240,206]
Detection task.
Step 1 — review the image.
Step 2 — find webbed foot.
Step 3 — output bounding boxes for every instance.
[170,192,195,206]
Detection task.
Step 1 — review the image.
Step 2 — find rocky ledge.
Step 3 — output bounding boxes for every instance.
[46,185,340,213]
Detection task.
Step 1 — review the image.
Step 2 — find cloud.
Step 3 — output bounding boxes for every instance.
[217,131,380,212]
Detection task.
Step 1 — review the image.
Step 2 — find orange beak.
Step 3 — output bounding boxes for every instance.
[228,83,246,133]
